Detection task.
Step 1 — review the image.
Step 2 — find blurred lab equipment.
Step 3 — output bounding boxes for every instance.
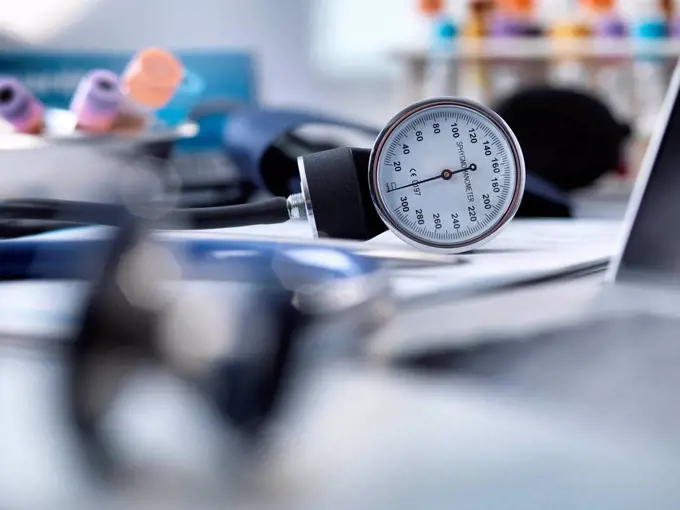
[422,11,458,97]
[670,0,680,35]
[550,0,592,37]
[2,48,200,136]
[547,2,593,89]
[69,70,122,133]
[158,68,205,127]
[0,49,254,172]
[459,1,497,102]
[390,0,680,156]
[630,0,674,135]
[587,0,627,36]
[487,0,544,102]
[586,1,631,120]
[0,76,44,134]
[492,0,542,36]
[464,0,496,38]
[417,0,444,16]
[116,48,184,131]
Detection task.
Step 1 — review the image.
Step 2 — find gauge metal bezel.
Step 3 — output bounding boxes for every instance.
[368,97,526,254]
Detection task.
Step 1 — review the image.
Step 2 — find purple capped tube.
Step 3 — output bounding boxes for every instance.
[70,69,122,133]
[0,77,44,134]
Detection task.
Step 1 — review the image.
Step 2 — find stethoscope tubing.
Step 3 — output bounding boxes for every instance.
[0,227,381,282]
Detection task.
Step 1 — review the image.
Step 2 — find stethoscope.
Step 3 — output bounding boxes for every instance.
[0,199,393,482]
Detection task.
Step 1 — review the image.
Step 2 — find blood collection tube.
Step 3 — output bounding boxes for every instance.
[465,0,495,37]
[492,0,543,35]
[70,69,121,133]
[122,47,183,110]
[667,0,680,35]
[593,15,627,36]
[629,0,669,136]
[582,0,626,35]
[114,48,184,130]
[417,0,444,16]
[0,77,44,134]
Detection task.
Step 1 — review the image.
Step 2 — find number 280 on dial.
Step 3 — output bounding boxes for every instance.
[368,97,526,254]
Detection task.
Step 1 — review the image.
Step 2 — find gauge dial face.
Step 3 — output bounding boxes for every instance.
[369,98,525,253]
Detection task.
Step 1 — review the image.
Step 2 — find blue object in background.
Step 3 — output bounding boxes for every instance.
[156,67,206,128]
[631,19,667,39]
[0,231,381,284]
[221,107,380,194]
[630,18,667,63]
[433,14,457,42]
[431,14,457,50]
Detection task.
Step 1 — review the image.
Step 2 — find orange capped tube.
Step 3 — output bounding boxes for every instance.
[580,0,616,13]
[121,48,183,109]
[418,0,444,15]
[497,0,535,15]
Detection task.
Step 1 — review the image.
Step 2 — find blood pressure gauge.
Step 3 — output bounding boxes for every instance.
[368,97,525,254]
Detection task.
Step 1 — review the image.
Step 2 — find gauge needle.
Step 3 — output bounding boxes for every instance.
[386,164,477,193]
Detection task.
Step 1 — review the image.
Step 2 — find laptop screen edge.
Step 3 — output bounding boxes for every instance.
[606,59,680,284]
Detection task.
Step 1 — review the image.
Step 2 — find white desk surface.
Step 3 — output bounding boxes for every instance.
[3,326,680,510]
[0,218,621,339]
[5,218,677,510]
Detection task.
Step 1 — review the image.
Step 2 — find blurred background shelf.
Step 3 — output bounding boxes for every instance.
[392,38,680,60]
[388,37,677,196]
[391,38,679,135]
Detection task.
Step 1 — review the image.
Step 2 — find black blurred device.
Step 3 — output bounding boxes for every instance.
[493,86,632,193]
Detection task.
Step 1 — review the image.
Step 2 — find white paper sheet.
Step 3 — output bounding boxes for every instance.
[381,219,621,297]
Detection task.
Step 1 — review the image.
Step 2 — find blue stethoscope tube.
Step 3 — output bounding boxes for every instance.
[0,231,381,284]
